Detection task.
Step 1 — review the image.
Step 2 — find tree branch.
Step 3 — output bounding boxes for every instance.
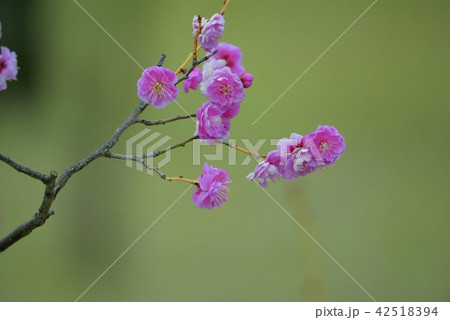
[220,140,266,160]
[104,152,167,180]
[220,0,231,15]
[175,50,217,85]
[0,153,52,184]
[0,45,206,253]
[143,135,199,158]
[54,100,148,196]
[105,151,200,187]
[0,170,57,252]
[105,135,199,162]
[135,113,196,126]
[0,0,235,253]
[157,54,166,67]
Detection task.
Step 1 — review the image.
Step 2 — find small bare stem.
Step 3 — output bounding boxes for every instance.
[104,152,166,180]
[157,54,167,67]
[175,46,201,75]
[193,16,202,63]
[135,113,196,126]
[175,50,217,86]
[221,140,266,160]
[104,152,199,186]
[105,135,199,163]
[220,0,231,15]
[143,135,199,159]
[165,176,199,186]
[0,153,52,184]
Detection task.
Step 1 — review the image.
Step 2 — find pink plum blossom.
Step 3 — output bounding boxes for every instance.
[194,14,225,52]
[247,150,282,187]
[201,58,227,83]
[195,101,231,142]
[240,73,253,88]
[222,103,240,119]
[192,163,231,209]
[301,125,346,166]
[0,46,18,91]
[200,58,227,95]
[137,66,179,109]
[213,42,245,76]
[199,44,252,99]
[204,67,245,107]
[292,148,318,176]
[275,133,303,180]
[277,155,298,180]
[182,67,202,93]
[277,133,303,156]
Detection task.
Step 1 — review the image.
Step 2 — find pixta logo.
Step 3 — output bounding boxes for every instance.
[125,129,172,175]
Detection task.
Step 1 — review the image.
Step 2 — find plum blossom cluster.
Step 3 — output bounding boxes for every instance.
[247,125,346,187]
[0,22,19,92]
[190,15,254,142]
[135,4,345,210]
[195,42,253,142]
[136,9,255,209]
[190,13,255,208]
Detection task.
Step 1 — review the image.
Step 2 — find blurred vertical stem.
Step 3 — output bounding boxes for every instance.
[287,182,327,301]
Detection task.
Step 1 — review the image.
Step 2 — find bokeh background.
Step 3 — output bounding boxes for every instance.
[0,0,448,301]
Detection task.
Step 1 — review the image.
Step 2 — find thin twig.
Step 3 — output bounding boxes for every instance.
[0,153,52,184]
[105,153,199,186]
[164,176,199,186]
[143,135,199,158]
[105,135,199,162]
[135,113,196,126]
[220,0,231,15]
[221,140,266,160]
[104,152,166,179]
[192,16,202,63]
[175,46,200,75]
[175,50,217,86]
[157,54,166,67]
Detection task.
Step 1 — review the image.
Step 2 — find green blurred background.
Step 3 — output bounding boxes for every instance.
[0,0,449,301]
